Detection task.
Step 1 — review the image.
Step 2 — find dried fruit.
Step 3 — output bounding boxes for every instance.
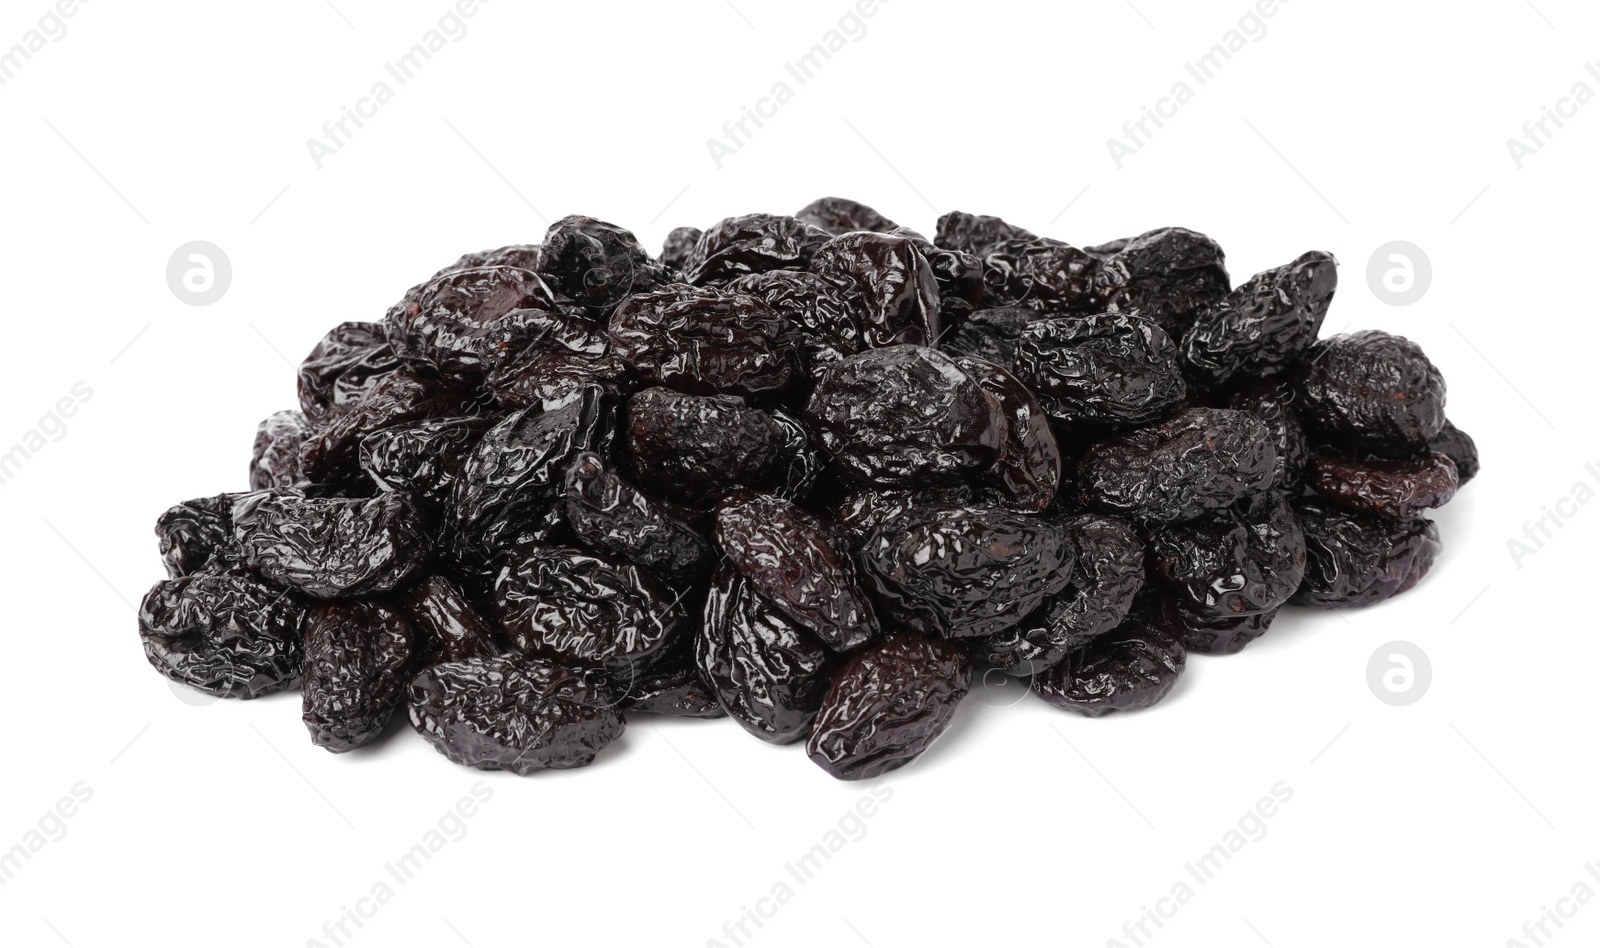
[1296,330,1447,456]
[1032,620,1186,716]
[609,284,795,396]
[138,567,306,699]
[1308,451,1459,521]
[1080,408,1276,523]
[1292,499,1441,608]
[235,491,430,599]
[1012,314,1187,429]
[302,600,416,751]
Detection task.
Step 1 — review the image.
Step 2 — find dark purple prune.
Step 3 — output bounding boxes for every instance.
[1295,330,1447,457]
[409,655,625,774]
[660,226,703,273]
[494,547,685,678]
[302,600,416,752]
[536,215,669,313]
[251,411,310,490]
[809,232,941,348]
[804,346,1003,489]
[953,355,1061,512]
[300,368,470,486]
[1429,420,1479,484]
[977,513,1144,676]
[1308,452,1459,521]
[859,503,1074,640]
[805,634,972,780]
[297,321,402,426]
[608,284,795,396]
[697,568,834,743]
[1032,619,1185,716]
[360,416,494,508]
[934,210,1040,257]
[155,493,244,578]
[830,486,973,550]
[430,244,543,276]
[1012,314,1187,429]
[891,228,986,323]
[398,575,501,668]
[795,196,899,235]
[1019,243,1098,314]
[448,384,612,563]
[626,387,814,508]
[385,266,560,387]
[623,640,725,718]
[715,492,877,652]
[1150,494,1306,621]
[1292,499,1441,608]
[563,452,711,586]
[1093,227,1230,340]
[1080,408,1276,523]
[1227,379,1311,493]
[980,252,1035,308]
[725,270,863,374]
[137,567,306,699]
[686,213,831,284]
[941,306,1038,370]
[1183,608,1278,655]
[484,308,624,408]
[235,491,431,599]
[1181,251,1338,388]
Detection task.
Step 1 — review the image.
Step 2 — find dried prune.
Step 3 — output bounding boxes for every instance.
[386,266,560,387]
[715,492,877,652]
[809,232,941,348]
[235,491,430,598]
[626,387,814,508]
[953,355,1061,511]
[138,567,306,698]
[1013,314,1187,429]
[302,600,416,752]
[805,635,972,780]
[484,307,624,408]
[942,305,1037,370]
[1308,451,1459,521]
[1296,330,1447,456]
[360,416,493,508]
[609,284,795,396]
[661,226,702,273]
[1094,227,1230,339]
[300,368,470,485]
[1226,379,1310,493]
[624,642,726,719]
[297,321,401,425]
[697,568,834,743]
[1080,408,1276,523]
[686,213,831,284]
[409,655,624,773]
[1429,420,1479,484]
[155,493,243,578]
[1292,499,1441,608]
[805,346,1003,488]
[726,270,864,373]
[251,410,310,490]
[563,451,711,585]
[536,215,668,312]
[1150,494,1306,621]
[399,575,501,668]
[1183,609,1278,655]
[934,211,1040,258]
[1181,251,1337,388]
[796,196,899,235]
[1032,619,1185,716]
[859,503,1073,639]
[830,485,974,552]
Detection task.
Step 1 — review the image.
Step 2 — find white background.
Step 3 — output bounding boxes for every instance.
[0,1,1594,946]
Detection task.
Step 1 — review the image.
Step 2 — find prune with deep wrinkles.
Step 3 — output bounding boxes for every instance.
[536,215,669,313]
[1295,330,1447,457]
[942,306,1037,370]
[608,284,796,396]
[251,411,310,490]
[686,213,831,284]
[796,196,899,235]
[484,308,624,408]
[564,451,711,586]
[953,355,1061,512]
[137,567,306,699]
[805,634,972,780]
[156,493,244,578]
[386,266,560,387]
[1429,420,1479,484]
[399,575,501,668]
[726,270,864,374]
[1292,499,1441,608]
[302,600,416,751]
[1308,452,1459,521]
[661,226,703,273]
[1181,251,1337,388]
[1031,619,1185,716]
[934,211,1040,257]
[235,491,431,599]
[1013,314,1187,429]
[360,416,494,508]
[830,486,975,552]
[810,231,941,348]
[1094,227,1230,339]
[626,387,814,508]
[297,322,401,426]
[1184,609,1278,655]
[1227,379,1311,493]
[892,228,986,323]
[409,655,625,774]
[1150,494,1306,621]
[300,368,470,485]
[1080,408,1276,523]
[624,641,726,719]
[804,345,1003,489]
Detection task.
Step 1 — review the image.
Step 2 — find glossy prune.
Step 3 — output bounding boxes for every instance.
[1181,251,1337,388]
[300,368,470,485]
[1093,227,1230,339]
[235,491,430,599]
[250,411,310,490]
[1308,451,1459,521]
[536,215,669,313]
[1292,499,1441,608]
[564,452,711,585]
[155,493,243,578]
[1295,330,1448,456]
[1080,408,1276,523]
[302,600,417,752]
[626,387,813,508]
[953,355,1061,512]
[1150,494,1306,621]
[399,575,501,668]
[726,270,864,374]
[796,196,899,235]
[608,284,796,396]
[1227,380,1311,493]
[686,213,831,285]
[1032,619,1186,716]
[360,416,493,508]
[385,266,560,387]
[1183,608,1278,655]
[941,306,1037,370]
[830,485,975,552]
[1013,314,1187,429]
[809,232,941,348]
[484,308,623,408]
[1429,420,1479,484]
[297,321,401,425]
[138,567,306,699]
[661,226,703,273]
[805,635,972,780]
[934,210,1040,258]
[624,642,726,718]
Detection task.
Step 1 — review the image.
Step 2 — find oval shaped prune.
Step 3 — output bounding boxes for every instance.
[808,231,941,348]
[1150,493,1306,621]
[608,284,796,396]
[1291,499,1441,608]
[1031,620,1186,716]
[1295,330,1447,457]
[386,266,560,386]
[1012,313,1187,430]
[235,491,431,599]
[302,599,417,752]
[564,451,711,586]
[1079,408,1276,524]
[626,387,815,508]
[1181,250,1337,388]
[1307,451,1459,521]
[138,567,306,699]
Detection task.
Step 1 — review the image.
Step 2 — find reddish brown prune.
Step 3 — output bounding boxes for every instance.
[1308,452,1459,521]
[251,411,310,490]
[661,226,703,273]
[1080,408,1276,523]
[138,567,306,699]
[1032,619,1185,716]
[302,599,417,752]
[1227,379,1311,493]
[564,451,711,586]
[608,284,796,396]
[1093,227,1230,340]
[626,387,814,508]
[686,213,831,284]
[726,270,864,374]
[297,321,402,426]
[953,355,1061,512]
[805,635,972,780]
[235,491,431,599]
[398,575,501,668]
[155,493,245,578]
[1295,330,1447,457]
[360,416,493,508]
[1012,314,1187,429]
[536,215,669,313]
[1181,251,1338,388]
[942,306,1038,370]
[1292,499,1441,608]
[385,266,560,387]
[809,232,941,348]
[408,655,625,774]
[796,196,899,235]
[804,345,1003,489]
[1429,420,1479,484]
[1150,494,1306,621]
[483,307,624,408]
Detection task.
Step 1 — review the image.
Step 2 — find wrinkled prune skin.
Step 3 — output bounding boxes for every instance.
[385,266,560,387]
[1150,494,1306,621]
[300,368,470,486]
[977,513,1144,676]
[796,196,899,235]
[399,575,501,668]
[297,322,402,426]
[805,346,1003,488]
[1309,452,1459,521]
[536,215,669,313]
[830,486,974,552]
[859,504,1074,640]
[697,568,834,743]
[726,270,863,374]
[805,635,972,780]
[1296,330,1447,456]
[809,232,941,348]
[1227,380,1311,493]
[1181,251,1338,388]
[626,387,813,508]
[686,213,831,284]
[660,226,703,273]
[1080,408,1276,523]
[609,284,796,396]
[1032,619,1186,716]
[980,252,1035,308]
[448,385,611,562]
[138,567,306,698]
[942,306,1037,370]
[251,410,310,490]
[625,648,726,718]
[1430,420,1479,484]
[302,600,416,752]
[1013,314,1187,430]
[156,493,244,578]
[495,547,685,677]
[484,308,624,408]
[1292,499,1441,608]
[236,491,430,599]
[360,416,493,508]
[1016,243,1099,314]
[715,492,877,652]
[953,355,1061,512]
[890,228,986,324]
[409,655,625,774]
[564,452,711,586]
[1094,227,1230,340]
[1183,608,1277,655]
[430,244,543,277]
[934,211,1040,258]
